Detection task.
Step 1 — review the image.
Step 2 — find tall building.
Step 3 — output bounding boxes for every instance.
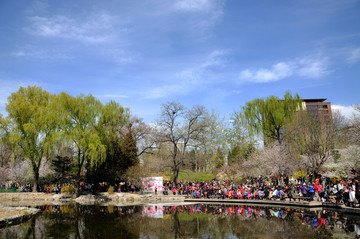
[301,98,332,131]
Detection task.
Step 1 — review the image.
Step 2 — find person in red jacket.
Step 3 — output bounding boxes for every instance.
[313,183,319,201]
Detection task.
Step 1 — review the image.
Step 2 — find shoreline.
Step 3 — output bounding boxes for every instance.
[0,206,40,228]
[2,192,360,228]
[0,192,186,206]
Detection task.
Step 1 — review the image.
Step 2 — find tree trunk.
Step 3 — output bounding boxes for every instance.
[32,160,39,192]
[76,150,83,197]
[276,128,282,145]
[173,168,179,186]
[33,171,39,192]
[76,168,81,197]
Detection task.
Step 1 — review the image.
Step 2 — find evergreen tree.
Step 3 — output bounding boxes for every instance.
[86,138,122,185]
[51,155,72,182]
[215,148,224,169]
[121,129,139,168]
[228,143,256,165]
[87,128,139,185]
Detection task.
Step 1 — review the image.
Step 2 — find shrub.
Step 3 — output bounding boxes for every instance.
[178,170,215,182]
[62,185,76,194]
[293,171,308,179]
[232,178,247,184]
[108,186,115,193]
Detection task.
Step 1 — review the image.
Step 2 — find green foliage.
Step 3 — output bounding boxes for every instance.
[241,91,302,144]
[177,170,215,182]
[121,130,139,167]
[227,143,255,165]
[1,87,132,193]
[51,155,72,182]
[87,128,139,185]
[215,148,224,169]
[85,101,131,185]
[98,100,129,140]
[62,184,76,194]
[107,186,115,193]
[57,92,106,166]
[1,86,58,191]
[232,178,247,184]
[56,93,109,194]
[293,171,308,179]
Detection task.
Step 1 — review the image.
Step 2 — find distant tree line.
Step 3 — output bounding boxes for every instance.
[1,86,360,191]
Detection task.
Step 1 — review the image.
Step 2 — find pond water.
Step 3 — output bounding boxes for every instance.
[1,203,360,238]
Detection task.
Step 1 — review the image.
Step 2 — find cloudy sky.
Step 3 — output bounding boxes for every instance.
[0,0,359,121]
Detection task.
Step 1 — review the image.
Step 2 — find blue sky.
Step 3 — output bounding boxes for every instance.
[0,0,359,122]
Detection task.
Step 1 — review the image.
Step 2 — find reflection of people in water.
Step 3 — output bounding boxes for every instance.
[33,203,360,238]
[4,203,360,239]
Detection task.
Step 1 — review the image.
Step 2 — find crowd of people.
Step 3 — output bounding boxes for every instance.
[2,175,360,207]
[161,175,360,207]
[0,182,135,194]
[0,183,75,194]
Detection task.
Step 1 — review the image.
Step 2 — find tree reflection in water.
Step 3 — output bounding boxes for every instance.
[1,204,360,238]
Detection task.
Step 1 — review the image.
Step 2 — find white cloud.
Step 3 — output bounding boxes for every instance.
[201,49,228,68]
[172,0,225,33]
[239,57,329,83]
[146,50,227,99]
[21,11,134,64]
[25,13,123,43]
[12,46,71,59]
[297,58,329,78]
[12,50,46,58]
[146,80,192,99]
[239,62,293,83]
[346,47,360,64]
[332,104,358,118]
[174,0,220,12]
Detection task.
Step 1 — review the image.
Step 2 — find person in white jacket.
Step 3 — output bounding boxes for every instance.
[349,187,357,207]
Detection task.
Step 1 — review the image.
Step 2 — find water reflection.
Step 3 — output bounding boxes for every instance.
[1,204,360,239]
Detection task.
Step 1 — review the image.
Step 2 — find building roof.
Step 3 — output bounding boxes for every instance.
[302,98,327,103]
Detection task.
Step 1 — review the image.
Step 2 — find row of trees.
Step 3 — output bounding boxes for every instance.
[149,91,360,183]
[0,86,140,195]
[1,87,359,191]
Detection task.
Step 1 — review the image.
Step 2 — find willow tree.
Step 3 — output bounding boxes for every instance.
[86,101,131,185]
[57,93,106,195]
[1,86,58,191]
[241,91,302,144]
